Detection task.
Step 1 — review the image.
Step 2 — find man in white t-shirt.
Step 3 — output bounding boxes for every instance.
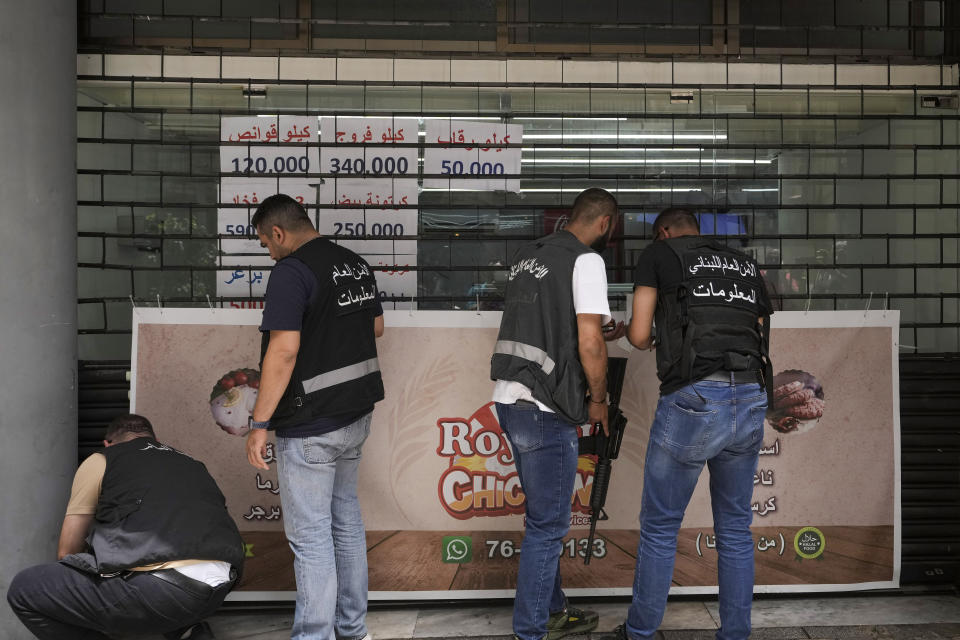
[490,188,623,640]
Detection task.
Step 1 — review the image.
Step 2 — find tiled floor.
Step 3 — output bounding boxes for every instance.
[198,593,960,639]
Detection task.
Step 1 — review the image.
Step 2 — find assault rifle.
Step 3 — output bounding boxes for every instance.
[578,356,629,565]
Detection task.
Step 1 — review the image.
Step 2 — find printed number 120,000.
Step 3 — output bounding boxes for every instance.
[232,156,309,174]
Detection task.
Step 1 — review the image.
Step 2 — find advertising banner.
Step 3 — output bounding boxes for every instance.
[130,309,900,600]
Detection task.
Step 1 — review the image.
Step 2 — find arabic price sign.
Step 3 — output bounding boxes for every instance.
[319,117,419,179]
[423,119,522,193]
[315,177,418,241]
[220,116,319,176]
[221,116,316,145]
[218,177,315,237]
[316,117,420,309]
[217,117,320,299]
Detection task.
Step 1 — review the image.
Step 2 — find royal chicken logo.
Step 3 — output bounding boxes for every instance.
[437,402,596,519]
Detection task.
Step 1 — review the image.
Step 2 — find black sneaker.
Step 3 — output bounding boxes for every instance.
[610,623,630,640]
[179,621,215,640]
[545,605,600,639]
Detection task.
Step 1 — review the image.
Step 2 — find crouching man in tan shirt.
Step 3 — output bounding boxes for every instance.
[7,414,244,640]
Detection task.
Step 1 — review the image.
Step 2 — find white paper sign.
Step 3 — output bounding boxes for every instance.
[218,177,316,236]
[221,116,316,144]
[219,116,319,298]
[319,117,418,179]
[216,266,269,298]
[423,120,522,192]
[219,115,418,309]
[372,255,417,310]
[314,177,418,256]
[316,177,418,209]
[220,146,320,176]
[216,243,272,298]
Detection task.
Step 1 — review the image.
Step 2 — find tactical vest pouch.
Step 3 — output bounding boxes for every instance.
[723,351,755,371]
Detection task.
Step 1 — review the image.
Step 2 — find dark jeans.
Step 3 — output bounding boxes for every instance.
[495,401,578,640]
[7,562,232,640]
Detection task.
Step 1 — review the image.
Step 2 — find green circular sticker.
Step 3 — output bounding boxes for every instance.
[794,526,826,559]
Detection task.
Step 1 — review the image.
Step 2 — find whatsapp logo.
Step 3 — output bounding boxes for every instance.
[442,536,473,563]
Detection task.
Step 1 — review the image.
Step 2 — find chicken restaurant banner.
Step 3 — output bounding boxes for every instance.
[130,309,900,601]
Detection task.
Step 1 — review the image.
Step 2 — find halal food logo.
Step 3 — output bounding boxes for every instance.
[794,526,826,560]
[441,536,473,563]
[436,402,596,519]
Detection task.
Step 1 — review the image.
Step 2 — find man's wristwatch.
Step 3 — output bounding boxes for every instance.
[589,394,608,405]
[249,417,271,430]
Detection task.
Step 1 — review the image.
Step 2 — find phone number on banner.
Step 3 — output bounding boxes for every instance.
[485,538,606,559]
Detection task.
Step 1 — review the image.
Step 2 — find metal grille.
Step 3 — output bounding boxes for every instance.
[77,73,960,358]
[77,0,954,60]
[899,355,960,586]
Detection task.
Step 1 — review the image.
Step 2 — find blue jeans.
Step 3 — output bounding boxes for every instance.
[277,413,372,640]
[496,402,578,640]
[626,379,766,640]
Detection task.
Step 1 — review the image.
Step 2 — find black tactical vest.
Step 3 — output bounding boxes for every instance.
[490,230,594,425]
[88,438,244,574]
[654,236,774,401]
[261,237,384,430]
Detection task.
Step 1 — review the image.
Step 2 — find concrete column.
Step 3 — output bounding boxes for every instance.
[0,1,78,636]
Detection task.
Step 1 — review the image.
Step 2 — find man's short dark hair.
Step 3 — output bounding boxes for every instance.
[104,414,156,443]
[653,207,700,236]
[251,194,314,234]
[569,188,619,225]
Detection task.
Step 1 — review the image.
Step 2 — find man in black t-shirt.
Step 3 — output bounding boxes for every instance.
[616,208,772,640]
[631,236,727,393]
[245,194,384,640]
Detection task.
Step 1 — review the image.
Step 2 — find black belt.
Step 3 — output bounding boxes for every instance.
[148,567,234,599]
[702,370,762,384]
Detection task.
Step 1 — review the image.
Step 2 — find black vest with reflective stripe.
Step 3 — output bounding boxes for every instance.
[655,236,773,396]
[490,231,593,424]
[261,237,384,430]
[90,438,244,574]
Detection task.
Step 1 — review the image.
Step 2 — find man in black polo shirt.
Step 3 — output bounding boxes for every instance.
[245,194,384,640]
[616,207,773,640]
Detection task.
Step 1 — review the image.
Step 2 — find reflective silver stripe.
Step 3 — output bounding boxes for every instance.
[494,340,556,375]
[301,357,381,394]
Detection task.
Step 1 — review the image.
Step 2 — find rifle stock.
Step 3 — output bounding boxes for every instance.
[578,357,629,565]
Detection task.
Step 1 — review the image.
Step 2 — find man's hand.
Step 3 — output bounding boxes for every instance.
[602,320,626,341]
[246,429,270,470]
[589,399,609,436]
[374,313,385,338]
